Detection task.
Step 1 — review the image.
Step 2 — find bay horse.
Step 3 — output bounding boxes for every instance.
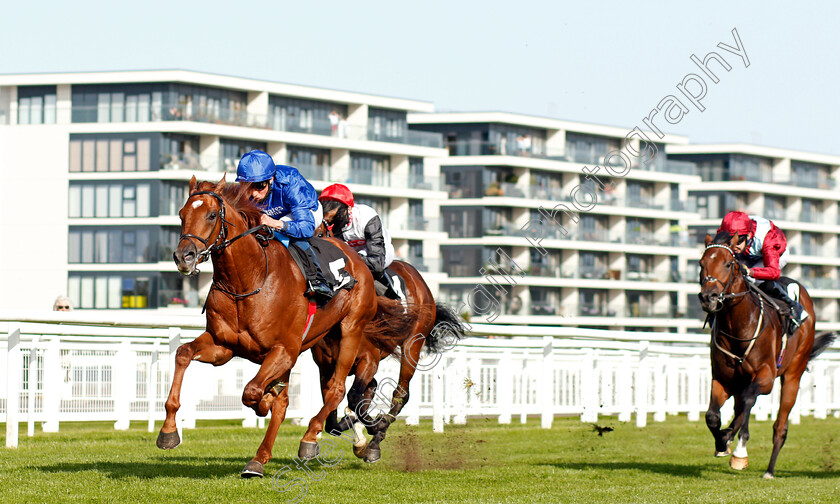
[699,234,834,478]
[312,223,466,463]
[160,175,400,477]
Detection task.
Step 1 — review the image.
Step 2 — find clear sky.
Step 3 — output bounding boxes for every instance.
[3,1,839,155]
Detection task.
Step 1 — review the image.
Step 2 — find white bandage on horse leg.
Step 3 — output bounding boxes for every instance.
[732,435,748,458]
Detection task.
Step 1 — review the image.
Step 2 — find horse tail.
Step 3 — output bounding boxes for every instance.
[424,303,468,353]
[362,299,428,356]
[810,331,837,362]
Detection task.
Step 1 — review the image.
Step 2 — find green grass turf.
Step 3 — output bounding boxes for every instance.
[1,416,839,503]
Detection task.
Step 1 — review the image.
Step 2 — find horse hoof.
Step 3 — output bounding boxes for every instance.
[241,460,264,478]
[715,447,732,457]
[730,456,748,471]
[762,472,775,480]
[353,442,369,459]
[156,430,181,450]
[299,441,320,461]
[364,446,381,463]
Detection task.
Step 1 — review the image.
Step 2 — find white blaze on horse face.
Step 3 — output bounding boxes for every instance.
[191,200,204,209]
[732,435,748,458]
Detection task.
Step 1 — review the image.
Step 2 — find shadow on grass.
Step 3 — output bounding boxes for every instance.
[547,461,840,480]
[36,455,299,480]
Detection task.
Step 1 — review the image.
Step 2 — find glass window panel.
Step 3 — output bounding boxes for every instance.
[151,92,162,121]
[81,230,94,263]
[69,140,82,172]
[138,94,150,122]
[109,185,121,217]
[95,230,108,263]
[68,276,80,308]
[108,230,122,262]
[136,229,150,262]
[82,140,95,172]
[68,230,80,263]
[95,276,108,308]
[44,95,56,124]
[81,275,95,305]
[136,184,150,217]
[125,95,138,122]
[69,185,81,217]
[30,96,43,124]
[18,97,30,125]
[123,186,136,217]
[122,231,135,263]
[108,276,121,308]
[81,185,95,217]
[109,140,122,171]
[95,184,109,217]
[111,93,124,123]
[96,140,109,171]
[136,138,150,171]
[97,93,110,123]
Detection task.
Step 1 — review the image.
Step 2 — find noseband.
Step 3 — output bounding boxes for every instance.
[701,244,749,310]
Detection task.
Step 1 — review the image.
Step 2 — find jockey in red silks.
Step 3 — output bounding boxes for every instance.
[715,211,808,332]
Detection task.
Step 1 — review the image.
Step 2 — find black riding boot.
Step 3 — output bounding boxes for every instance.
[760,281,807,333]
[299,246,333,300]
[375,270,402,301]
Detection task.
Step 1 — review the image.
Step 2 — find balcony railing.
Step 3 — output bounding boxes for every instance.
[371,128,443,148]
[398,216,442,233]
[444,139,566,160]
[803,277,840,290]
[406,256,440,274]
[484,182,527,198]
[530,301,558,316]
[158,289,200,308]
[764,208,788,221]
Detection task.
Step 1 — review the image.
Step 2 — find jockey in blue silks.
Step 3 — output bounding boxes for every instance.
[236,150,333,300]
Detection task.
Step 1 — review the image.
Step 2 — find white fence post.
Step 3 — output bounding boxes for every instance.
[497,354,512,424]
[519,359,527,424]
[541,336,553,429]
[432,367,445,433]
[635,341,650,428]
[6,324,21,448]
[687,355,701,421]
[453,351,467,425]
[653,355,667,422]
[147,339,159,433]
[618,352,632,422]
[27,335,40,437]
[113,340,132,430]
[41,337,60,433]
[580,349,598,423]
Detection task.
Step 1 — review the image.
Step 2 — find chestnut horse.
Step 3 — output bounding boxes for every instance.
[312,224,466,463]
[160,175,386,478]
[699,234,833,478]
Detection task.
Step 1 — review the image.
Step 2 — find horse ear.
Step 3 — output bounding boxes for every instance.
[214,174,226,194]
[704,233,713,246]
[188,175,198,194]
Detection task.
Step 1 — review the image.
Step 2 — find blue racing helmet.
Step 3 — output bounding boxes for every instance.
[236,150,276,183]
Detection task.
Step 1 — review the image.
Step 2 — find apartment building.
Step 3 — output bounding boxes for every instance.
[668,144,840,331]
[409,112,703,332]
[0,70,448,311]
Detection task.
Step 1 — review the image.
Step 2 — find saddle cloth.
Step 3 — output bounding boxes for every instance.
[288,237,356,295]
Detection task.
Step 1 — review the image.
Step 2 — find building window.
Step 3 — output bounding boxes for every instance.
[368,108,406,142]
[269,96,347,136]
[288,145,331,181]
[355,196,390,227]
[69,135,152,172]
[349,153,390,186]
[69,181,152,218]
[68,227,158,264]
[565,132,620,165]
[18,85,57,125]
[160,134,201,171]
[68,273,152,309]
[220,138,267,173]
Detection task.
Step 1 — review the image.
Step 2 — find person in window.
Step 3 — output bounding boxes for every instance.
[714,211,808,333]
[236,150,332,299]
[318,184,402,301]
[53,295,73,311]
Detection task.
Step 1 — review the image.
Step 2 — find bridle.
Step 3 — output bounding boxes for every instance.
[700,244,749,310]
[701,243,765,365]
[179,190,271,299]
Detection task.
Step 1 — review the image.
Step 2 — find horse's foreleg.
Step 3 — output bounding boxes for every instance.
[299,322,362,459]
[764,375,800,479]
[706,379,731,455]
[364,336,425,463]
[729,374,771,471]
[241,371,292,478]
[157,332,232,449]
[242,346,295,417]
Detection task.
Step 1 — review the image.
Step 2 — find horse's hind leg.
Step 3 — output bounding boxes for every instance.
[365,334,425,463]
[706,379,731,455]
[157,332,232,449]
[764,375,800,479]
[241,370,292,478]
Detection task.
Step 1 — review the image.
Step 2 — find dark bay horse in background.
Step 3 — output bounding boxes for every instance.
[161,175,396,477]
[313,224,467,463]
[699,234,834,478]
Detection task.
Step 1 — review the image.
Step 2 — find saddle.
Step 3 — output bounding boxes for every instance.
[288,238,356,296]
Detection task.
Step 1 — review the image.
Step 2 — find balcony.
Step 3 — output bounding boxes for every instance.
[406,256,440,274]
[627,196,666,210]
[764,207,788,221]
[530,300,558,316]
[799,211,821,224]
[444,139,565,160]
[398,216,442,233]
[158,289,200,308]
[160,153,207,172]
[73,103,269,129]
[663,160,697,175]
[371,128,443,148]
[803,277,840,290]
[484,182,526,198]
[296,164,330,181]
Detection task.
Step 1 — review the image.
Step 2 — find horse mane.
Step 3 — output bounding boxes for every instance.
[195,181,263,228]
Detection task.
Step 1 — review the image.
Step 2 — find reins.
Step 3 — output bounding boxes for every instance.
[180,190,271,300]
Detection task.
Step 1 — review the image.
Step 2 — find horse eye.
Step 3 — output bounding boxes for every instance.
[208,212,217,220]
[725,261,732,268]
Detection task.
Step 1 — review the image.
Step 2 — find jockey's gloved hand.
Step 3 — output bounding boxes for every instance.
[740,264,751,277]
